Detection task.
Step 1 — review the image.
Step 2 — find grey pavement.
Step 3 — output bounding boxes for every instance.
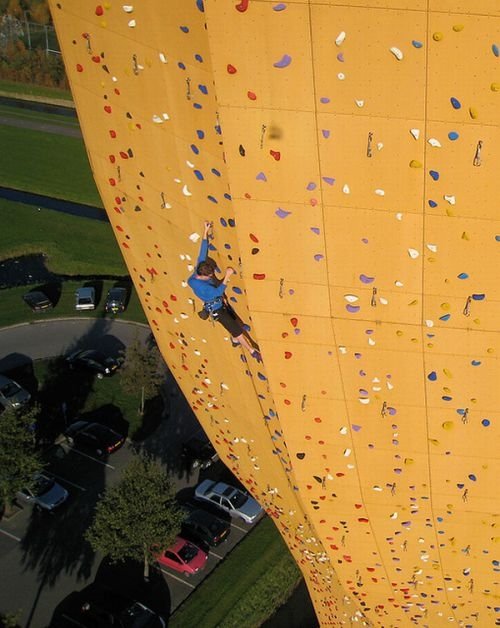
[0,114,81,138]
[0,318,150,371]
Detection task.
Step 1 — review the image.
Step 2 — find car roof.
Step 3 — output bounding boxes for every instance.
[25,290,49,299]
[108,287,126,296]
[76,287,95,297]
[187,509,223,525]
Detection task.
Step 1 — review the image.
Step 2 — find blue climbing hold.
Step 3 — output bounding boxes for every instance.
[211,168,221,177]
[220,217,227,227]
[193,169,204,180]
[228,218,236,227]
[472,293,485,300]
[196,129,205,139]
[196,0,204,12]
[450,97,461,109]
[471,360,481,366]
[496,235,500,241]
[194,53,203,62]
[448,131,459,140]
[439,313,451,321]
[492,43,499,57]
[180,26,189,33]
[190,144,199,154]
[457,272,469,279]
[198,84,208,95]
[428,199,438,208]
[429,170,440,181]
[412,40,423,48]
[482,418,491,427]
[427,371,437,381]
[178,62,186,70]
[468,474,477,481]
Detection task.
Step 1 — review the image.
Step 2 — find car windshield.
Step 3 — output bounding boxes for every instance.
[78,297,93,304]
[120,602,154,628]
[178,542,198,563]
[33,475,54,496]
[1,382,19,398]
[229,491,247,509]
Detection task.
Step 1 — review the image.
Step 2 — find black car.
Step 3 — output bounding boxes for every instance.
[64,421,125,457]
[50,584,165,628]
[23,289,53,312]
[181,508,231,548]
[66,350,122,378]
[105,287,128,314]
[182,433,219,470]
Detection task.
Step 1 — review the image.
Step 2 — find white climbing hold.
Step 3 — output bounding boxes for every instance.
[338,345,347,354]
[444,195,456,205]
[112,76,118,82]
[344,294,359,303]
[408,248,420,259]
[377,142,384,151]
[181,281,188,288]
[428,137,441,147]
[162,112,170,120]
[343,183,350,194]
[359,397,370,404]
[337,73,345,80]
[187,265,194,272]
[159,52,168,63]
[355,99,364,108]
[339,426,348,435]
[368,338,375,346]
[152,114,163,124]
[343,449,351,457]
[335,31,346,46]
[174,178,181,183]
[379,297,388,305]
[189,232,200,243]
[221,383,229,390]
[390,46,403,60]
[397,212,404,221]
[127,19,136,28]
[410,128,420,140]
[186,160,194,168]
[386,381,394,390]
[373,485,383,491]
[375,189,385,196]
[425,319,434,327]
[426,243,438,252]
[122,5,133,12]
[395,280,404,287]
[390,512,398,519]
[182,184,192,196]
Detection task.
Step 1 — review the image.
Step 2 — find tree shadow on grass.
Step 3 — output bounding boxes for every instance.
[130,394,164,442]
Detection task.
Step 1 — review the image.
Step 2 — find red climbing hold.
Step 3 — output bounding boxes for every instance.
[104,105,112,113]
[314,417,322,423]
[227,64,237,74]
[108,178,116,186]
[249,233,259,243]
[109,130,117,138]
[290,317,298,327]
[284,351,292,359]
[235,0,249,11]
[270,150,281,161]
[76,64,83,72]
[95,5,103,16]
[92,55,101,63]
[247,91,257,100]
[253,273,266,280]
[109,155,116,163]
[119,151,129,159]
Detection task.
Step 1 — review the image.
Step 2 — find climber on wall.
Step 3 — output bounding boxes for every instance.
[188,221,261,361]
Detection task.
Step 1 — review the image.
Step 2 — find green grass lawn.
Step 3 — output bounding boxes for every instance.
[0,201,124,275]
[0,124,101,206]
[33,357,160,441]
[0,79,73,103]
[0,279,147,328]
[0,102,80,128]
[170,517,301,628]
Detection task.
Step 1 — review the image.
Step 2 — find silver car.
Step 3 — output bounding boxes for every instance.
[0,375,31,409]
[194,480,263,524]
[75,286,96,311]
[17,473,69,512]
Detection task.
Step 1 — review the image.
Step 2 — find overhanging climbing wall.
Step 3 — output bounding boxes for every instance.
[49,1,499,625]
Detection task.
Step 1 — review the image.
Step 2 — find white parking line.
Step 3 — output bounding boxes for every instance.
[49,473,86,491]
[70,447,116,469]
[0,528,21,542]
[159,568,196,589]
[230,522,248,533]
[209,550,224,560]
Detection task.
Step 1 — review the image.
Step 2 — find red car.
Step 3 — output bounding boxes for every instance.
[157,536,208,576]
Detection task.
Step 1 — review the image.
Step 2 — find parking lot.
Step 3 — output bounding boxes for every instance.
[0,367,260,628]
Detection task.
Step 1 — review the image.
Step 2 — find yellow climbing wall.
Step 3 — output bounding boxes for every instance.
[49,1,499,625]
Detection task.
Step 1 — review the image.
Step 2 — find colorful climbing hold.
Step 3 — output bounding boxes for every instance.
[273,54,292,68]
[450,97,461,109]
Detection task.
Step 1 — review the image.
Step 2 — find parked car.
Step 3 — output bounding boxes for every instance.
[51,584,165,628]
[105,286,127,314]
[75,287,96,311]
[156,536,208,576]
[16,473,69,513]
[66,349,122,378]
[182,433,219,470]
[181,508,230,548]
[64,420,125,457]
[23,289,54,312]
[0,374,31,409]
[194,479,263,524]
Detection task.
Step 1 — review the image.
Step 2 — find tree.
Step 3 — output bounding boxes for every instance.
[120,337,163,415]
[86,453,183,580]
[0,405,43,509]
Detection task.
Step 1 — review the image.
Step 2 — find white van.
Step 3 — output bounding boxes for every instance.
[75,287,96,311]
